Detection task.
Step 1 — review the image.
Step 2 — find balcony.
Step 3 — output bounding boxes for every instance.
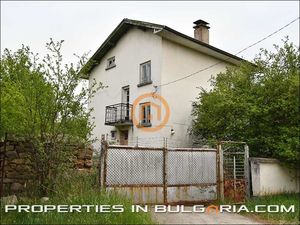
[105,103,133,126]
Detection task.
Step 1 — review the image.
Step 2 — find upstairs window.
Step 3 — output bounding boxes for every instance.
[106,56,116,70]
[140,102,151,126]
[138,61,152,87]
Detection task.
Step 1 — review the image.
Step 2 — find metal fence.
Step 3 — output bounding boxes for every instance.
[99,139,218,204]
[105,135,209,148]
[221,141,250,203]
[99,139,249,204]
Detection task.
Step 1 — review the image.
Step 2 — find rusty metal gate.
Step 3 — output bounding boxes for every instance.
[99,140,218,204]
[98,139,249,204]
[219,141,250,203]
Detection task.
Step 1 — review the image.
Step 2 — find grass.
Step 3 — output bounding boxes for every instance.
[242,193,300,224]
[1,171,155,224]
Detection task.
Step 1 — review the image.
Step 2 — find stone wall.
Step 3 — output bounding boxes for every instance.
[75,145,93,169]
[0,138,93,195]
[0,140,36,194]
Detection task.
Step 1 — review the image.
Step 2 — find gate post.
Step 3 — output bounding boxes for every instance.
[98,145,103,189]
[163,137,168,204]
[103,139,108,191]
[217,143,224,201]
[244,144,250,198]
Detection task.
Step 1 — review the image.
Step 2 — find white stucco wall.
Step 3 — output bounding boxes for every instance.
[160,39,231,146]
[250,158,300,196]
[89,27,234,149]
[89,27,163,149]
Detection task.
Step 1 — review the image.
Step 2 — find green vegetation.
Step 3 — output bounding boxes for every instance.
[192,39,299,165]
[0,40,104,194]
[1,171,155,224]
[242,193,300,224]
[0,39,153,225]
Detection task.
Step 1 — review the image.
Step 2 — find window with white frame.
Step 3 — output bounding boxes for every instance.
[139,61,151,86]
[106,56,116,70]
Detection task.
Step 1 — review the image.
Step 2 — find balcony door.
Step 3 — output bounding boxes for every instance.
[121,86,130,120]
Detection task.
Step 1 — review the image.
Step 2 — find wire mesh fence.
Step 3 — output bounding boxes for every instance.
[99,139,218,204]
[167,150,217,186]
[105,135,211,148]
[106,147,164,186]
[98,138,249,204]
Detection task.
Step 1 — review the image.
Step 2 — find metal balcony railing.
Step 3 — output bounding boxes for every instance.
[105,103,133,126]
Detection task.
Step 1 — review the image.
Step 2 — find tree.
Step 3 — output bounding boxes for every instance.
[0,40,104,193]
[192,39,299,165]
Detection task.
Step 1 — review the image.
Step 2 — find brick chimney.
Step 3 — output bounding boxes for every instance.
[193,19,210,44]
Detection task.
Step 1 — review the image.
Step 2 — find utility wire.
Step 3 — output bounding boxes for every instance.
[158,17,299,87]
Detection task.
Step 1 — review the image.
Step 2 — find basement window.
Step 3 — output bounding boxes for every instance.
[106,56,116,70]
[111,130,116,140]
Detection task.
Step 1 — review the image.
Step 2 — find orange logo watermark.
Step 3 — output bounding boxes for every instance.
[205,205,219,214]
[132,93,170,132]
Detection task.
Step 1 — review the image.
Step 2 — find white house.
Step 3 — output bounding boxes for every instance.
[82,19,243,148]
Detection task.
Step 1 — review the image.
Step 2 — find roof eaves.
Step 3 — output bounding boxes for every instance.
[89,19,165,62]
[80,19,250,79]
[163,26,244,63]
[80,19,165,78]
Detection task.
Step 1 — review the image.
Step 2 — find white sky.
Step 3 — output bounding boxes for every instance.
[1,1,299,64]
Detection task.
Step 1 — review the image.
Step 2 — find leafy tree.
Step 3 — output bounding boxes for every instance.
[192,39,299,165]
[0,40,104,193]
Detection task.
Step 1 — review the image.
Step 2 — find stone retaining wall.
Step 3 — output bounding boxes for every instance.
[0,138,93,195]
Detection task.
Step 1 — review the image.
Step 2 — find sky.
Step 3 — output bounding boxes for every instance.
[1,1,299,64]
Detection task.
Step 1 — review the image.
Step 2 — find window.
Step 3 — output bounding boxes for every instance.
[122,86,130,120]
[106,56,116,70]
[140,103,151,126]
[121,86,130,104]
[138,61,152,86]
[111,130,116,140]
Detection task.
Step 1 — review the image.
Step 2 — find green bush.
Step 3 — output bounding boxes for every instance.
[192,39,299,165]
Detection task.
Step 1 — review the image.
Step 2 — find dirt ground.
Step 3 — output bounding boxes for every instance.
[151,207,262,224]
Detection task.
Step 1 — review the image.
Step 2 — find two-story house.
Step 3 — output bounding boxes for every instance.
[82,19,243,147]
